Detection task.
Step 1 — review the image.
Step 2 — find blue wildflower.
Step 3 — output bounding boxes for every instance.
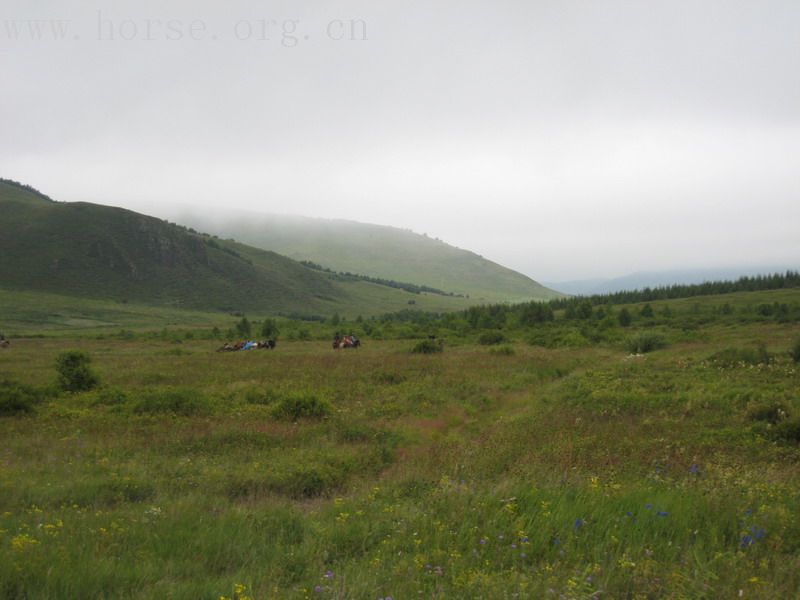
[657,511,668,517]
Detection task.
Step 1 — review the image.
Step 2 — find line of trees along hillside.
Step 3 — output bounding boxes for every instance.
[299,261,465,297]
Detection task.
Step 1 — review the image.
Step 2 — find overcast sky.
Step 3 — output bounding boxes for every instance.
[2,1,799,281]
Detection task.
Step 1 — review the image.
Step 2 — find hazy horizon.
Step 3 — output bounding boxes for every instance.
[3,1,799,281]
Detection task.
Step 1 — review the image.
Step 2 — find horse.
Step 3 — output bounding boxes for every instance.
[333,335,360,349]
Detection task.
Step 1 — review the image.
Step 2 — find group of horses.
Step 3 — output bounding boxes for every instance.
[333,335,360,349]
[216,339,276,352]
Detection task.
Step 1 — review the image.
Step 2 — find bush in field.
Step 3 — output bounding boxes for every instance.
[260,318,280,339]
[618,308,632,327]
[709,345,771,367]
[0,379,43,416]
[411,339,444,354]
[279,466,336,498]
[490,345,516,356]
[133,387,210,416]
[624,332,666,354]
[235,316,251,337]
[746,400,790,424]
[271,393,331,420]
[244,388,279,405]
[774,416,800,443]
[790,338,800,363]
[56,351,99,392]
[92,387,128,406]
[478,331,506,345]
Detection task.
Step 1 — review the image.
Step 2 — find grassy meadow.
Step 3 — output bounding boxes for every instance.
[1,289,800,598]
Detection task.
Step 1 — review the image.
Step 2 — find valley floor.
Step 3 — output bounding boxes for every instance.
[1,319,799,598]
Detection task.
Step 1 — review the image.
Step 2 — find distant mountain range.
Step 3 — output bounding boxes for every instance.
[171,210,561,303]
[545,266,799,296]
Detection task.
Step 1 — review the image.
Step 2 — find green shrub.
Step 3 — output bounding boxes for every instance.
[133,387,210,416]
[773,416,800,444]
[228,464,344,500]
[271,393,331,420]
[624,333,666,354]
[244,388,280,405]
[709,345,771,367]
[746,400,790,424]
[0,379,43,416]
[411,339,444,354]
[489,345,516,356]
[790,338,800,363]
[93,387,128,406]
[478,331,506,346]
[280,466,333,498]
[56,351,99,392]
[337,423,376,443]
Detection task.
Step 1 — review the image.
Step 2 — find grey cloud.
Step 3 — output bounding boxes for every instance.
[2,0,798,280]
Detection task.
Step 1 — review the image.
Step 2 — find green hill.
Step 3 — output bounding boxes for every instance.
[175,211,562,303]
[0,179,473,316]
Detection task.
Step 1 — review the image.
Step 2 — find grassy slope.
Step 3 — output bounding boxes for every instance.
[1,288,799,598]
[0,285,472,337]
[0,182,472,318]
[177,211,561,302]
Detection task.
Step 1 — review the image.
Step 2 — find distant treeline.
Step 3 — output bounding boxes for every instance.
[374,270,800,330]
[300,261,464,297]
[551,270,800,309]
[0,177,55,202]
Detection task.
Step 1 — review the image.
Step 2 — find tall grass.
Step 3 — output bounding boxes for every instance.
[1,303,799,598]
